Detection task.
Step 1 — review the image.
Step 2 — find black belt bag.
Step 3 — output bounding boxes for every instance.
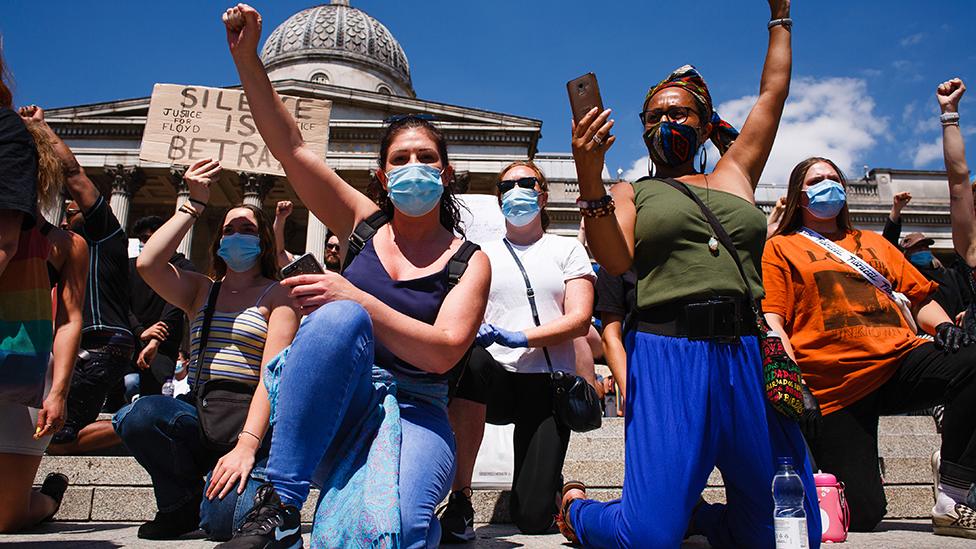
[635,297,757,342]
[502,240,602,433]
[191,281,255,455]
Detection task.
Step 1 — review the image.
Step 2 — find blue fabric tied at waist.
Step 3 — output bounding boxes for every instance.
[263,347,449,548]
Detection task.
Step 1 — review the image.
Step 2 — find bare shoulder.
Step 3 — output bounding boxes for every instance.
[610,181,635,200]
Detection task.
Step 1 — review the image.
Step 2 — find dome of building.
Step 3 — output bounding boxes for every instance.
[260,1,414,97]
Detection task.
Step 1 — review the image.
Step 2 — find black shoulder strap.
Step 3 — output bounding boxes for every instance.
[191,280,222,391]
[341,210,389,273]
[447,241,479,288]
[501,239,555,373]
[660,178,754,299]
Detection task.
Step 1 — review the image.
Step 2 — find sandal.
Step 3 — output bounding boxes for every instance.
[556,480,586,544]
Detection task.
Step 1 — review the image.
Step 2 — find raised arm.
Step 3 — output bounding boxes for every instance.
[222,4,377,242]
[272,200,295,269]
[884,192,911,246]
[135,159,215,314]
[18,106,99,210]
[711,0,792,195]
[938,79,976,266]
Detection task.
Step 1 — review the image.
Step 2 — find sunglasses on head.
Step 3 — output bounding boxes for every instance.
[497,177,539,194]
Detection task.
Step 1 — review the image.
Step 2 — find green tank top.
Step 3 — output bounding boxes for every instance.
[632,177,766,309]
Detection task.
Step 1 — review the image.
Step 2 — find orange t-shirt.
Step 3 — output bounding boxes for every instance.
[762,230,937,415]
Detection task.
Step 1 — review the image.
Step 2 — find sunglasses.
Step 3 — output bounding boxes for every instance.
[325,243,340,251]
[497,177,539,194]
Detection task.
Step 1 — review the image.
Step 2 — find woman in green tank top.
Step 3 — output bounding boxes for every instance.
[555,2,823,548]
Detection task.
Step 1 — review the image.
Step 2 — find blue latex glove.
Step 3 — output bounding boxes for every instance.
[491,326,528,348]
[475,324,497,347]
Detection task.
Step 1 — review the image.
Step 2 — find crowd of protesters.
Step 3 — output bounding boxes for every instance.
[2,1,976,547]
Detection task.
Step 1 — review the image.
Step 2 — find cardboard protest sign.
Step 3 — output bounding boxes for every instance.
[140,83,331,177]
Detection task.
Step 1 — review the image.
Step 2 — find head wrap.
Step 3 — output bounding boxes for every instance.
[644,65,739,156]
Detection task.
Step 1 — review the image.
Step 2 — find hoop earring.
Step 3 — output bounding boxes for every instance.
[699,146,708,174]
[647,156,655,178]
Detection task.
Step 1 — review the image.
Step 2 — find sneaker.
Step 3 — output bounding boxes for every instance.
[137,495,201,540]
[933,502,976,540]
[215,483,302,549]
[437,489,475,543]
[39,473,69,521]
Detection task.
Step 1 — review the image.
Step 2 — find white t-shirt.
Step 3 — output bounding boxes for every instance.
[481,234,595,374]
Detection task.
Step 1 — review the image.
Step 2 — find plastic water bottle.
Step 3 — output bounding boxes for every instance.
[161,378,175,398]
[772,456,809,549]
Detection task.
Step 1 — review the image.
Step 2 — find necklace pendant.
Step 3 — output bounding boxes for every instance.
[708,236,720,255]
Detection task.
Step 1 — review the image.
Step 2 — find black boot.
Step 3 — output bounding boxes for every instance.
[137,493,201,540]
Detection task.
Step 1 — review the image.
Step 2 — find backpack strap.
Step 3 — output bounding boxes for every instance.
[341,210,389,274]
[447,241,480,288]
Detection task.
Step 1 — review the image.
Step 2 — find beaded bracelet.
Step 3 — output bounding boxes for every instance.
[577,195,616,218]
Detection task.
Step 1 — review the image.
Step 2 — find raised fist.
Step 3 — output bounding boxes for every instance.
[276,200,293,219]
[937,78,966,114]
[892,191,912,211]
[183,158,222,205]
[768,0,791,19]
[223,3,263,57]
[17,104,45,124]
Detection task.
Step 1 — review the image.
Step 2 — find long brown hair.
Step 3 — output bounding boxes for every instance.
[0,37,11,108]
[495,160,551,230]
[774,157,853,237]
[208,204,280,280]
[367,116,465,235]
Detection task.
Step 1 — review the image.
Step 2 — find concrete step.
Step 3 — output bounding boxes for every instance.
[48,483,938,524]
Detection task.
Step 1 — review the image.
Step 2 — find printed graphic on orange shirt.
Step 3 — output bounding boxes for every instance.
[813,270,902,331]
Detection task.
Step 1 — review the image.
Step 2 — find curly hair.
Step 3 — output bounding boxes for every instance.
[366,116,465,235]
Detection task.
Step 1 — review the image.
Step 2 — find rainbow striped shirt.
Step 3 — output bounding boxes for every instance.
[0,227,53,406]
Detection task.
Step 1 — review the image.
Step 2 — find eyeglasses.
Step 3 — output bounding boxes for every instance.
[497,177,539,194]
[638,106,694,125]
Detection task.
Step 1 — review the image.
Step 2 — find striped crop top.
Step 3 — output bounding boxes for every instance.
[187,282,276,387]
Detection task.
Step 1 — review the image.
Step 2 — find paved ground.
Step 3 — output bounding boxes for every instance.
[2,521,972,548]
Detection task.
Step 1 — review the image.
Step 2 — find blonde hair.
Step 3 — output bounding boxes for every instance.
[24,122,64,213]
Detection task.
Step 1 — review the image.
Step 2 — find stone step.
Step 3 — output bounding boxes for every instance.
[48,483,938,524]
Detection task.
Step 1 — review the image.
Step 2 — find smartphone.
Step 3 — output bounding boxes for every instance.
[567,72,604,123]
[280,252,325,278]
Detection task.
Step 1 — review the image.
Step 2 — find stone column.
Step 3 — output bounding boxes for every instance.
[106,164,145,229]
[239,172,275,208]
[169,167,194,257]
[305,212,328,264]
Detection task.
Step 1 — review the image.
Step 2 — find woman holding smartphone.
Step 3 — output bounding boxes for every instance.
[560,1,821,547]
[218,5,490,548]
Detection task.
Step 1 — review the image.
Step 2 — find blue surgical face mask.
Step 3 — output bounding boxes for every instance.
[501,187,541,227]
[217,233,262,272]
[386,163,444,217]
[803,179,847,220]
[908,250,934,268]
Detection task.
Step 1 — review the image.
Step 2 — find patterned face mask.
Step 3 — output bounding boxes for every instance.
[643,121,701,167]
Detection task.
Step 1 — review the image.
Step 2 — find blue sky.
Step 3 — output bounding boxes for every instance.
[2,0,974,184]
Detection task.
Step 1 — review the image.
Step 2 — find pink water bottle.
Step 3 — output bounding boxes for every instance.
[814,472,850,543]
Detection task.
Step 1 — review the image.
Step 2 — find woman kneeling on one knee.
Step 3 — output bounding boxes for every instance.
[216,6,491,548]
[562,1,822,547]
[114,159,300,541]
[440,161,594,542]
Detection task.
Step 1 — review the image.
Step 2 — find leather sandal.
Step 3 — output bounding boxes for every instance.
[556,480,586,544]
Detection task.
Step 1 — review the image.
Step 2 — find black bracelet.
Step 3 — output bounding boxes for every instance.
[188,197,208,209]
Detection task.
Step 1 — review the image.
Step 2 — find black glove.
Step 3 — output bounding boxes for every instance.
[935,322,970,353]
[799,383,822,440]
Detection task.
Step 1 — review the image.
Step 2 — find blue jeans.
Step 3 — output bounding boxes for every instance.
[569,332,821,549]
[113,395,269,540]
[266,301,456,549]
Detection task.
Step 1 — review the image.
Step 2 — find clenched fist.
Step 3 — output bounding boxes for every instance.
[937,78,966,114]
[223,3,263,58]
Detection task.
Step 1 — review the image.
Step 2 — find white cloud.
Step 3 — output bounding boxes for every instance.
[622,77,887,185]
[912,137,943,168]
[900,32,925,47]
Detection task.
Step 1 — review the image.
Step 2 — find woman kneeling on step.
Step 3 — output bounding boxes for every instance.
[113,159,300,541]
[216,5,491,548]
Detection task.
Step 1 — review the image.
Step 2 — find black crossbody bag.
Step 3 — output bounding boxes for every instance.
[190,281,258,454]
[502,239,602,433]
